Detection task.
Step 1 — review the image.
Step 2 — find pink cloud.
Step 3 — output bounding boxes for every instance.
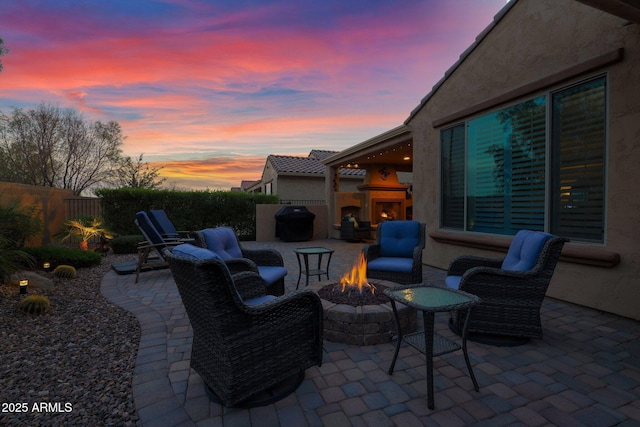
[0,0,509,190]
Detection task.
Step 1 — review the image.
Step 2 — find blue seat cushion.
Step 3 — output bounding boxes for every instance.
[257,266,288,287]
[501,230,553,272]
[445,275,462,290]
[172,244,223,261]
[244,295,278,306]
[367,257,413,273]
[199,228,243,260]
[379,221,420,258]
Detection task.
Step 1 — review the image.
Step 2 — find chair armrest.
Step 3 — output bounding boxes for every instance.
[363,244,381,260]
[458,266,541,300]
[241,248,284,267]
[448,255,503,276]
[241,290,323,328]
[412,245,424,263]
[225,258,259,275]
[233,271,268,301]
[137,240,182,251]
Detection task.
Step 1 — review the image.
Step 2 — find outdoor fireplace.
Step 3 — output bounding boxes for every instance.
[372,198,404,225]
[333,164,411,233]
[310,253,417,345]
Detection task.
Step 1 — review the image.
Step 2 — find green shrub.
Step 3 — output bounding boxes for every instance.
[110,235,144,254]
[0,198,43,247]
[18,295,51,315]
[0,235,34,284]
[24,245,102,269]
[53,265,77,279]
[95,188,279,238]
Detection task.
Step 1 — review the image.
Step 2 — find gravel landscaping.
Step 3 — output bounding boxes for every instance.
[0,255,140,427]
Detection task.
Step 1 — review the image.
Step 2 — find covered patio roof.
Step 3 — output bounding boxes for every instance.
[322,125,413,173]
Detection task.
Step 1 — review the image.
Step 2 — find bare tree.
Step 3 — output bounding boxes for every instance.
[114,153,167,189]
[0,38,8,72]
[0,103,124,195]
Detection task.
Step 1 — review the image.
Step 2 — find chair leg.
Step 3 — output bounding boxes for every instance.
[135,248,151,284]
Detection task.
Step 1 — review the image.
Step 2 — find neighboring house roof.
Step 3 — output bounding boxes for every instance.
[240,180,259,190]
[267,152,366,177]
[309,150,340,161]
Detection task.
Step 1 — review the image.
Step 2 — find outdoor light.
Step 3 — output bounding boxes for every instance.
[43,262,51,271]
[19,279,28,294]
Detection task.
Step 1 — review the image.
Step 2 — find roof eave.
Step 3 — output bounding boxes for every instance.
[404,0,517,125]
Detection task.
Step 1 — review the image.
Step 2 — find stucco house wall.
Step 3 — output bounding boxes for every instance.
[275,175,362,202]
[408,0,640,319]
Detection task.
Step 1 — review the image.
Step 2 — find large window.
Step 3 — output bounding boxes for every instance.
[440,76,606,242]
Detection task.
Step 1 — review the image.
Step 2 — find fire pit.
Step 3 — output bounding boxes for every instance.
[306,253,417,345]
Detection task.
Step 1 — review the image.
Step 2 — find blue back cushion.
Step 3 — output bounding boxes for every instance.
[501,230,553,272]
[379,221,420,258]
[136,211,164,245]
[148,209,179,237]
[172,243,223,261]
[200,228,243,260]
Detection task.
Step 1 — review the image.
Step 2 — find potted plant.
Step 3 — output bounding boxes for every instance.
[58,216,114,251]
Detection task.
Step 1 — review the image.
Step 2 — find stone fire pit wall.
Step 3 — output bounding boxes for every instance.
[307,281,418,346]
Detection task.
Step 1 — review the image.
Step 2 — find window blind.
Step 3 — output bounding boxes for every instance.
[467,97,546,234]
[551,77,606,241]
[440,125,465,229]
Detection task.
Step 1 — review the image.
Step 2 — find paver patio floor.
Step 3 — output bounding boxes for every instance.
[101,239,640,427]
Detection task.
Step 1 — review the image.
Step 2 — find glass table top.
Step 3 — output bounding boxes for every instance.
[294,247,334,254]
[385,285,479,312]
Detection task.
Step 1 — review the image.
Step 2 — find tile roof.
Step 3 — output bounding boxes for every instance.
[268,153,365,176]
[240,180,259,190]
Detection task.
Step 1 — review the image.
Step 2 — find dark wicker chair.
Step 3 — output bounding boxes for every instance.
[194,227,286,296]
[363,220,426,285]
[446,230,568,343]
[164,248,323,408]
[340,218,372,241]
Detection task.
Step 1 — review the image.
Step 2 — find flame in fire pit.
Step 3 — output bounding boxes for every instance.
[340,252,376,294]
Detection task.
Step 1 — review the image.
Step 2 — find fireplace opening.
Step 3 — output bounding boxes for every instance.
[372,199,404,225]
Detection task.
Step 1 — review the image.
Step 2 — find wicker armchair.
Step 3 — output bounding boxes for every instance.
[340,218,371,241]
[446,230,568,343]
[194,227,286,296]
[164,248,323,407]
[363,220,426,285]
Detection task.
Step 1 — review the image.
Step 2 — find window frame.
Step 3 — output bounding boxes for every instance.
[439,74,607,243]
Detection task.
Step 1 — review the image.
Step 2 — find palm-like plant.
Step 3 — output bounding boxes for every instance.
[58,216,114,251]
[0,234,34,284]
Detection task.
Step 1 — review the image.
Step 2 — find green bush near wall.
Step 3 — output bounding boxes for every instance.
[95,188,279,240]
[110,235,144,254]
[24,245,103,269]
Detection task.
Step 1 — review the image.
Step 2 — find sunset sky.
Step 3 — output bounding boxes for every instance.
[0,0,508,191]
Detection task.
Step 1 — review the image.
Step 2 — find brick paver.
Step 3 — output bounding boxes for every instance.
[101,238,640,426]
